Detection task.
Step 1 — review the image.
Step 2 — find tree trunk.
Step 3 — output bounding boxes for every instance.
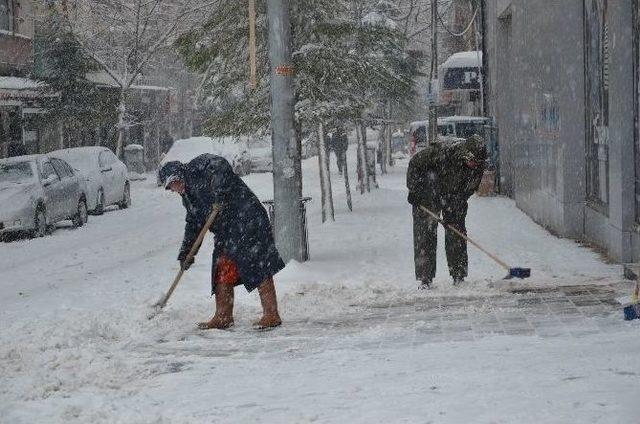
[343,149,352,211]
[360,122,371,192]
[379,122,387,174]
[115,91,127,158]
[316,122,334,222]
[385,102,393,168]
[355,123,366,194]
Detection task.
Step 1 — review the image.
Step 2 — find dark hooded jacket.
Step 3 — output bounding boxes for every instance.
[171,154,285,293]
[407,135,487,206]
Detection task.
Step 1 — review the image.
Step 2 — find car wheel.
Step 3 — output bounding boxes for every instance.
[33,209,47,238]
[118,183,131,209]
[95,189,105,215]
[73,200,88,228]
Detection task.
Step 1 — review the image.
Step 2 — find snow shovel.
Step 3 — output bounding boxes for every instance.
[419,205,531,280]
[148,204,222,319]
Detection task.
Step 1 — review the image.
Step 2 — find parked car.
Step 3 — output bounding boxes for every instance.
[0,154,88,239]
[438,116,489,139]
[50,147,131,215]
[408,116,488,156]
[157,137,251,185]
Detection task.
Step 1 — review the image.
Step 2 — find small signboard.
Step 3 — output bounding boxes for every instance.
[426,79,439,105]
[275,65,294,76]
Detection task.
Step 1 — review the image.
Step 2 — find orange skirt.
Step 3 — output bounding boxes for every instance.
[214,255,241,285]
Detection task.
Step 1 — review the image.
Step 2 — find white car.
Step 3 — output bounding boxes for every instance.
[158,137,251,185]
[247,137,273,173]
[0,155,88,239]
[50,147,131,215]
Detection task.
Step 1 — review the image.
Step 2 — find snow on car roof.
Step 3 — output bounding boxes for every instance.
[161,136,245,165]
[440,51,482,69]
[49,147,112,171]
[124,144,144,151]
[51,146,109,155]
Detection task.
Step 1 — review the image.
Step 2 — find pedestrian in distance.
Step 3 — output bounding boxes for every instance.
[332,126,349,175]
[407,135,487,289]
[159,154,285,330]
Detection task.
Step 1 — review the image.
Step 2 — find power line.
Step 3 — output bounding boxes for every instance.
[436,0,478,37]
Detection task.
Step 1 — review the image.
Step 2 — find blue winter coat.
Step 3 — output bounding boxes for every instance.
[177,154,285,293]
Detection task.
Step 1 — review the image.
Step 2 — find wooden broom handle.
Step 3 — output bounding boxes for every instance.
[156,204,222,310]
[419,205,511,272]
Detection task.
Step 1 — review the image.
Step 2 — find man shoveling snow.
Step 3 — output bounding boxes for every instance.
[159,154,284,330]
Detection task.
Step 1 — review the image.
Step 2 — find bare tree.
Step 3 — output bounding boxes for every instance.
[64,0,218,157]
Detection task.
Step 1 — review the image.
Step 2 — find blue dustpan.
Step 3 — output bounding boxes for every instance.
[623,303,639,321]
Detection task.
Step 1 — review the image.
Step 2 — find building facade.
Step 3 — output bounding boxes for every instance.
[484,0,640,262]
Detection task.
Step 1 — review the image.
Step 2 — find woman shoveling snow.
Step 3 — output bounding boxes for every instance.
[159,154,285,330]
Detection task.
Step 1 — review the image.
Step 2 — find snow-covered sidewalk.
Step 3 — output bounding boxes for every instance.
[1,148,638,423]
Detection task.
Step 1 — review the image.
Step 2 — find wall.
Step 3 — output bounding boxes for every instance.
[485,0,639,262]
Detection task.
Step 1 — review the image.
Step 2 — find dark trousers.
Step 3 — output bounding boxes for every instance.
[412,199,469,281]
[336,150,346,174]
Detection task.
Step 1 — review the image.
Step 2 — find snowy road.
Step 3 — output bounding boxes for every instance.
[1,151,639,423]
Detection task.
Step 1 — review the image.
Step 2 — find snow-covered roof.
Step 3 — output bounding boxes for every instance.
[0,29,32,40]
[0,77,45,91]
[125,144,144,151]
[85,72,170,91]
[440,51,482,69]
[85,71,122,87]
[439,115,488,123]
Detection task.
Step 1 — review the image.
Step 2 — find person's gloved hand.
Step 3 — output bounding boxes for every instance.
[180,256,195,271]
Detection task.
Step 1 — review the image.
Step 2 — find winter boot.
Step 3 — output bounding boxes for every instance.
[452,276,464,286]
[198,283,235,330]
[253,277,282,329]
[419,278,433,290]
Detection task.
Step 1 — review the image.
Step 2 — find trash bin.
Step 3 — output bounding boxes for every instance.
[123,144,145,176]
[262,197,312,262]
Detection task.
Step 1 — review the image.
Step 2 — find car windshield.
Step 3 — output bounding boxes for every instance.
[455,122,485,138]
[0,162,35,185]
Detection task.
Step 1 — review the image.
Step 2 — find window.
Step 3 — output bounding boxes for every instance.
[0,0,11,32]
[98,151,110,168]
[0,162,33,184]
[51,159,70,179]
[62,161,75,177]
[107,150,119,165]
[584,0,610,209]
[41,162,58,181]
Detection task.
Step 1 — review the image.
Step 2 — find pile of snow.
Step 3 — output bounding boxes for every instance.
[0,76,45,91]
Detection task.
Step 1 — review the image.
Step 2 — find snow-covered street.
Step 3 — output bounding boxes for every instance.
[1,152,638,423]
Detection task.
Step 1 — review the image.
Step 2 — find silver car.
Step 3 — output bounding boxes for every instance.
[0,155,89,239]
[50,147,131,214]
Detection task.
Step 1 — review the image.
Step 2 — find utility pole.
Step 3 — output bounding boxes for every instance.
[266,0,304,262]
[427,0,439,144]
